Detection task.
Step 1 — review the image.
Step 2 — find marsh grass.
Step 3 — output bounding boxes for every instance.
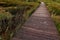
[0,0,39,40]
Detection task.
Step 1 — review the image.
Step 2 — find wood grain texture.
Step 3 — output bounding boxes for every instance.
[11,2,59,40]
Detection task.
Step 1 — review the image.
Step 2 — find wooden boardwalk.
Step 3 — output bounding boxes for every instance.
[12,2,59,40]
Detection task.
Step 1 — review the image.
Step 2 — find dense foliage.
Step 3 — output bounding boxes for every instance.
[0,0,39,40]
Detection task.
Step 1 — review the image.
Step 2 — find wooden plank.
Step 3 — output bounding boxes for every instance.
[11,2,59,40]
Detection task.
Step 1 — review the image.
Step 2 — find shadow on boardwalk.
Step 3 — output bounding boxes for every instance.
[12,2,59,40]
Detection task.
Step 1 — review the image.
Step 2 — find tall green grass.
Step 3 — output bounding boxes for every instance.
[0,0,40,40]
[52,16,60,34]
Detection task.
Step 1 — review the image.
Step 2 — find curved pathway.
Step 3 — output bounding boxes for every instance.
[12,2,59,40]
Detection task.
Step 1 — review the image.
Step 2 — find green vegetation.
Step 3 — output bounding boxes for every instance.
[52,16,60,33]
[0,0,40,40]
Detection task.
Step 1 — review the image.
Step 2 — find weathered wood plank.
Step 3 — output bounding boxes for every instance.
[11,2,59,40]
